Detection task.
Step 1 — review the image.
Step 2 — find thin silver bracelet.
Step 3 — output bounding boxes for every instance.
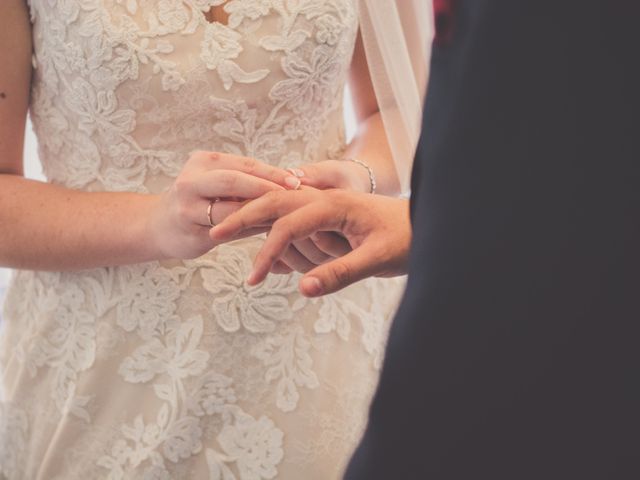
[345,157,377,194]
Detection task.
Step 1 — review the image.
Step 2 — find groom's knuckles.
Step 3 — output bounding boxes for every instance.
[255,243,284,274]
[260,189,285,207]
[271,217,297,243]
[259,190,299,217]
[265,224,295,255]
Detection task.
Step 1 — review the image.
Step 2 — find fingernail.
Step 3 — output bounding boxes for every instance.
[284,176,301,190]
[287,168,305,178]
[301,276,323,296]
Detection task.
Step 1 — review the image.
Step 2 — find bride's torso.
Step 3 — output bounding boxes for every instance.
[29,0,357,193]
[0,2,405,479]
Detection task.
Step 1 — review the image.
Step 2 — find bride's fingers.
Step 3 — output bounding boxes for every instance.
[291,162,337,190]
[193,199,273,234]
[192,199,244,227]
[194,152,301,190]
[193,170,286,199]
[310,232,352,258]
[292,238,332,265]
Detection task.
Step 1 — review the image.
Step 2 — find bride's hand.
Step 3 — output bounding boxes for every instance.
[289,159,372,194]
[148,151,300,260]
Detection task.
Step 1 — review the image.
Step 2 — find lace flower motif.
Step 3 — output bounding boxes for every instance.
[66,78,136,138]
[217,414,284,480]
[200,23,269,90]
[225,0,271,29]
[270,45,342,114]
[118,316,210,384]
[252,325,319,412]
[115,264,183,339]
[315,14,343,45]
[199,245,298,334]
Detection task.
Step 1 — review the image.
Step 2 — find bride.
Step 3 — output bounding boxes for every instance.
[0,1,428,478]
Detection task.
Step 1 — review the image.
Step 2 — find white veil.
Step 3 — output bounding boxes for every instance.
[358,0,434,194]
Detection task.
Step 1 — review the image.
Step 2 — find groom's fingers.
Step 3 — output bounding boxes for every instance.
[310,232,352,258]
[246,203,345,285]
[292,238,333,265]
[195,170,284,199]
[210,227,271,245]
[209,189,321,241]
[209,196,277,241]
[196,199,242,227]
[299,242,382,297]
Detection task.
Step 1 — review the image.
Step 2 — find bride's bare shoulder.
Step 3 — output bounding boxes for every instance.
[0,0,32,175]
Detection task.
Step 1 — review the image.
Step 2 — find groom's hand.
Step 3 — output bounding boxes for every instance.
[210,188,411,297]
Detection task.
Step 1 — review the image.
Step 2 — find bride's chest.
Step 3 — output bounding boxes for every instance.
[29,0,359,93]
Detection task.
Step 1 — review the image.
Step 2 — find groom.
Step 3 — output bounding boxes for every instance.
[212,0,640,477]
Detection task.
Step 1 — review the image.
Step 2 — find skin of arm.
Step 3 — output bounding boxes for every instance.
[295,31,401,197]
[210,188,412,297]
[0,1,298,271]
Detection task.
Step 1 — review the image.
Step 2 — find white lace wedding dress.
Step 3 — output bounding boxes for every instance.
[0,1,405,479]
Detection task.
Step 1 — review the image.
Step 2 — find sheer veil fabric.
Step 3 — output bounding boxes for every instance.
[359,0,433,193]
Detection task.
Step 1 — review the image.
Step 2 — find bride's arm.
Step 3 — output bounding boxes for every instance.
[295,31,401,197]
[265,32,402,275]
[0,1,296,271]
[344,30,401,196]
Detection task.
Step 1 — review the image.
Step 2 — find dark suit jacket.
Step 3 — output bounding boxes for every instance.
[346,1,640,478]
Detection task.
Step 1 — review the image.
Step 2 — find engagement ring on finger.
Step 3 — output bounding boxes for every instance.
[207,198,221,227]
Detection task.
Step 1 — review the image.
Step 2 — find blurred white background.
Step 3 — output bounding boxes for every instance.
[0,92,358,315]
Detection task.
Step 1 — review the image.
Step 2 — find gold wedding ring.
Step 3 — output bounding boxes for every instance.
[207,198,221,227]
